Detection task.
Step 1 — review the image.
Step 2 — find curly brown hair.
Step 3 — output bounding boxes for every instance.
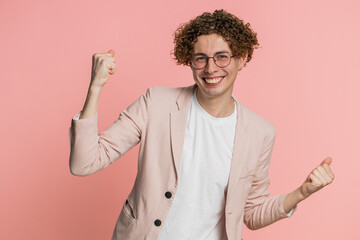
[172,9,259,66]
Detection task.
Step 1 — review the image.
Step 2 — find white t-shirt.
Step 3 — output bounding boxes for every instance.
[158,89,237,240]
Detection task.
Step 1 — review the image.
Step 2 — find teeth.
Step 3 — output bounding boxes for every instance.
[204,76,224,84]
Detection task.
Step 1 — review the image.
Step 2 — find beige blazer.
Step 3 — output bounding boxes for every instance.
[69,84,295,240]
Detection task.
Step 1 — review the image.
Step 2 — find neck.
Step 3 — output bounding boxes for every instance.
[195,88,235,118]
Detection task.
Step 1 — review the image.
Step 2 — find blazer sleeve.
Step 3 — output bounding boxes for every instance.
[68,88,151,176]
[243,130,297,230]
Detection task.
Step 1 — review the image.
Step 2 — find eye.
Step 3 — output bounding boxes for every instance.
[216,54,229,60]
[195,56,206,61]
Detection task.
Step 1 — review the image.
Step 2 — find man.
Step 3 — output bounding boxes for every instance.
[69,9,334,240]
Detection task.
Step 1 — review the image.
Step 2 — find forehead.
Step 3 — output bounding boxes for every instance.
[193,33,231,55]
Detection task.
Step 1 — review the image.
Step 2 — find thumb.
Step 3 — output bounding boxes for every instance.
[321,157,332,166]
[108,49,115,57]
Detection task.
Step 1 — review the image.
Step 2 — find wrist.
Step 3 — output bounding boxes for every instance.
[297,185,308,201]
[283,186,307,214]
[89,84,103,93]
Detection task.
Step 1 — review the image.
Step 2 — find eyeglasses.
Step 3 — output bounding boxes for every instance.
[191,52,235,69]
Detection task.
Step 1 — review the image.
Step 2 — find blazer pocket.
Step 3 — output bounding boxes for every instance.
[123,199,136,220]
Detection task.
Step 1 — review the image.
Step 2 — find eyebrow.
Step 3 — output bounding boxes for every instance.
[192,51,229,56]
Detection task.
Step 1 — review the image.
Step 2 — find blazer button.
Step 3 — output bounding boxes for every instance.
[154,219,162,226]
[165,191,172,199]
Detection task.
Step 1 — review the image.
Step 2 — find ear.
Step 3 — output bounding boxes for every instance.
[238,53,248,71]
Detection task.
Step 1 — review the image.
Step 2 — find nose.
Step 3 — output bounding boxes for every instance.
[204,57,219,74]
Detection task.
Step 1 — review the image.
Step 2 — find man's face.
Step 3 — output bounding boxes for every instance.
[190,33,247,100]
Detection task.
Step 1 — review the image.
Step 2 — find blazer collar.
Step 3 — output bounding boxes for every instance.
[175,84,250,129]
[174,84,197,111]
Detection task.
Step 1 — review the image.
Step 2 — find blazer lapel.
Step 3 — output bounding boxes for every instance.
[226,97,251,202]
[170,85,196,182]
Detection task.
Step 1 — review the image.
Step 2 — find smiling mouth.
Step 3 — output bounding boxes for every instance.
[202,76,225,85]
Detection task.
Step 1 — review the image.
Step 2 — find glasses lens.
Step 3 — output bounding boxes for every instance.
[214,52,231,67]
[191,55,207,69]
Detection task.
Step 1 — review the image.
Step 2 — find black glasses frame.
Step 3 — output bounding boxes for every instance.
[191,52,236,69]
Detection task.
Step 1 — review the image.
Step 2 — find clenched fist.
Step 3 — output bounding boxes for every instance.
[90,49,116,88]
[300,157,335,198]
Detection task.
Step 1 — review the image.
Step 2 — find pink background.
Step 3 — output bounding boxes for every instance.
[1,0,359,239]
